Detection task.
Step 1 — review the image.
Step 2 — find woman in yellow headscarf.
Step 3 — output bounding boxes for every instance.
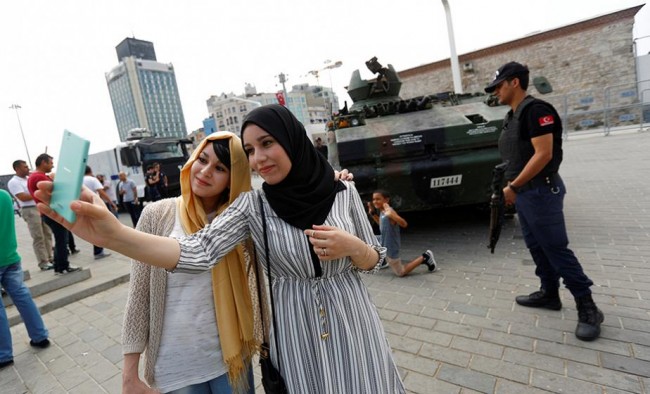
[121,131,257,394]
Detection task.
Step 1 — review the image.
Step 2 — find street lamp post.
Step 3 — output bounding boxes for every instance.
[9,104,33,168]
[441,0,463,94]
[323,60,343,117]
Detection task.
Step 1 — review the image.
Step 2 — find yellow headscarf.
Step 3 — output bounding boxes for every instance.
[178,131,256,392]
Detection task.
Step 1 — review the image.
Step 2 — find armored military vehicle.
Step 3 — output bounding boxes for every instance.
[328,57,508,212]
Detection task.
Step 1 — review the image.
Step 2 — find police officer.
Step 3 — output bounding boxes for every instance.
[485,61,603,341]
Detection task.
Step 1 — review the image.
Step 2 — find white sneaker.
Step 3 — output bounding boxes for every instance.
[55,266,81,275]
[423,250,437,272]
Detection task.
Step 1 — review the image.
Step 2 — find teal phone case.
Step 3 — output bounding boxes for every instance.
[50,130,90,223]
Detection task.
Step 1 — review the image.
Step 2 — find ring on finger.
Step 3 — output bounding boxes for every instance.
[311,230,316,238]
[321,247,327,256]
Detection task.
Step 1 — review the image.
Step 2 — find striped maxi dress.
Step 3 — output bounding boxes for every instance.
[175,181,405,393]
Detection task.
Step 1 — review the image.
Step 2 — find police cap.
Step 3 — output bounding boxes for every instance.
[484,62,529,93]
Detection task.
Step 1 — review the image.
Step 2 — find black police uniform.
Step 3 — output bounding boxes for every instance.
[156,170,168,198]
[499,95,594,297]
[145,172,161,202]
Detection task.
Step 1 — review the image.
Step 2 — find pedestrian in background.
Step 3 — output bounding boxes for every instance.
[314,137,328,159]
[7,159,54,271]
[42,168,80,256]
[118,172,140,226]
[368,190,437,276]
[96,173,119,218]
[145,165,162,202]
[485,61,603,341]
[0,189,51,371]
[83,166,114,260]
[27,154,80,275]
[67,232,80,255]
[153,162,168,198]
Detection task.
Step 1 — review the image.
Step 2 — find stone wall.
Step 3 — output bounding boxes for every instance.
[399,7,638,98]
[396,6,642,132]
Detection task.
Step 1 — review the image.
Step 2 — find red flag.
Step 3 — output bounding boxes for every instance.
[538,115,555,127]
[276,91,286,106]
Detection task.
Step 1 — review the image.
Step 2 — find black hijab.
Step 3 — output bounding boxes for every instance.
[241,104,345,230]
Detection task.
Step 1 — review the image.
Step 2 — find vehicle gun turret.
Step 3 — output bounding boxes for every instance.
[328,57,509,212]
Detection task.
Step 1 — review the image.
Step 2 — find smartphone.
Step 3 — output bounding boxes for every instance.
[50,130,90,223]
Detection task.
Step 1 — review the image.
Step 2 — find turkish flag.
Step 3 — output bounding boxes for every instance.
[276,91,286,106]
[538,115,555,127]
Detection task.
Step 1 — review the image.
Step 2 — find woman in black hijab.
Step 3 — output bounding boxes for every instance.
[237,104,405,392]
[241,104,345,232]
[242,104,348,274]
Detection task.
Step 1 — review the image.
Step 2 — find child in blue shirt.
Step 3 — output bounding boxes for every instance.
[368,190,437,276]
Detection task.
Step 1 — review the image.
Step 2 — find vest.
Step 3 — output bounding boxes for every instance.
[498,95,563,180]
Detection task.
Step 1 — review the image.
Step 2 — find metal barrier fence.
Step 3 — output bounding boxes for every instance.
[542,79,650,138]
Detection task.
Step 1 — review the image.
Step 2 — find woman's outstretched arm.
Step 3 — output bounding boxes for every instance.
[36,180,180,270]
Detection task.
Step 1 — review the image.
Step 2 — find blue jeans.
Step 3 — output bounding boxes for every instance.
[515,177,593,298]
[0,262,49,362]
[166,367,255,394]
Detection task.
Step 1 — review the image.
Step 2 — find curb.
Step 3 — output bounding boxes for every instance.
[7,270,130,327]
[2,269,92,307]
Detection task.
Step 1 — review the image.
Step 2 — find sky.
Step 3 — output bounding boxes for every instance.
[1,0,648,173]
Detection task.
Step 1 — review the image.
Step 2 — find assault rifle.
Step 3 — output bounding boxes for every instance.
[487,162,509,253]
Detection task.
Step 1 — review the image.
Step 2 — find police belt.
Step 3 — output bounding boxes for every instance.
[518,173,561,193]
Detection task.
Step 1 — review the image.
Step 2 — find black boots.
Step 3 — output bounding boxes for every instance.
[515,288,562,310]
[517,289,603,341]
[575,294,604,341]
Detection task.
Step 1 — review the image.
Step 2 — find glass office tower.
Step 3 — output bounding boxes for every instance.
[106,39,187,141]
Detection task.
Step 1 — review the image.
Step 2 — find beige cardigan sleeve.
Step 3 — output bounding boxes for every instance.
[121,199,176,355]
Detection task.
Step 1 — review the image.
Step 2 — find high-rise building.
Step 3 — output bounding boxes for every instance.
[106,38,187,142]
[115,37,156,62]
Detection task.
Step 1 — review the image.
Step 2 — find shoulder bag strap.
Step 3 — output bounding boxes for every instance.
[258,193,283,371]
[253,247,267,345]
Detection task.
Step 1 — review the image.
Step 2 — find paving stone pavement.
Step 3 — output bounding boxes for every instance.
[2,130,649,393]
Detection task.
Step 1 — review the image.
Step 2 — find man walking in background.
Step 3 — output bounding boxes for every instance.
[27,154,80,275]
[7,160,53,271]
[0,189,51,370]
[83,166,115,260]
[118,171,140,226]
